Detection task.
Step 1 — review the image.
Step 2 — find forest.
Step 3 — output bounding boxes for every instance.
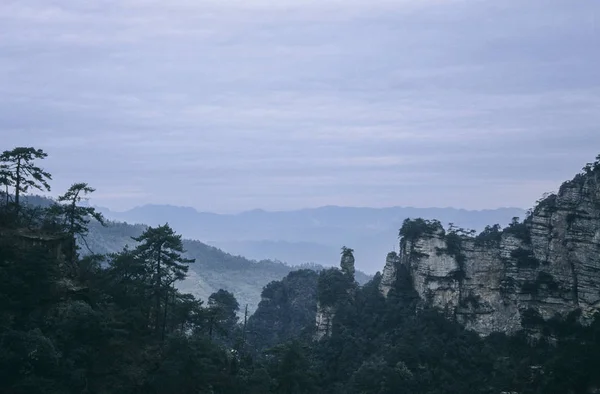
[1,146,599,394]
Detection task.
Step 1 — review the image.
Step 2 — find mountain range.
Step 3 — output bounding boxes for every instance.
[96,204,527,273]
[82,219,372,314]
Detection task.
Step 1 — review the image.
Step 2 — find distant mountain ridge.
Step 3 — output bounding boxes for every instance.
[96,204,526,273]
[18,196,373,313]
[82,220,371,314]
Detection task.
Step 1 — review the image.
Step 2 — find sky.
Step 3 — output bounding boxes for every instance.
[1,0,599,213]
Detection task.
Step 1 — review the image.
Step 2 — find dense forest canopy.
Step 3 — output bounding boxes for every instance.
[1,147,599,393]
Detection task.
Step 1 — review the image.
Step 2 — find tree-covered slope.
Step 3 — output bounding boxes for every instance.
[2,146,600,394]
[247,269,319,352]
[82,220,291,313]
[83,220,370,313]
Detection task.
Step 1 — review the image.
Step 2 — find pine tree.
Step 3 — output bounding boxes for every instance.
[340,246,355,278]
[54,182,106,263]
[207,289,239,341]
[0,164,12,208]
[131,223,195,339]
[0,147,51,219]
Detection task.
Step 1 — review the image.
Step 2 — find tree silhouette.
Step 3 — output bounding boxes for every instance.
[0,147,51,219]
[132,223,195,339]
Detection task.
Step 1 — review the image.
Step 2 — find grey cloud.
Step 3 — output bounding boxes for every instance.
[0,0,599,212]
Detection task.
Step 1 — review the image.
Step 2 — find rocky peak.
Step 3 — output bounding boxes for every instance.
[315,247,358,339]
[379,251,400,297]
[381,155,600,335]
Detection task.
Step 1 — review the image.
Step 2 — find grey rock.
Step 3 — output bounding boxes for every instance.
[381,167,600,335]
[379,252,400,297]
[315,302,335,340]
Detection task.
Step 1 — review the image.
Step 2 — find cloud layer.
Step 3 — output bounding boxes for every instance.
[1,0,599,212]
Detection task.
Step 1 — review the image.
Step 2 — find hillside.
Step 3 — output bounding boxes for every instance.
[83,220,370,313]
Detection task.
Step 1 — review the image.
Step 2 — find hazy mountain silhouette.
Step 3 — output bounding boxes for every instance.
[97,204,526,273]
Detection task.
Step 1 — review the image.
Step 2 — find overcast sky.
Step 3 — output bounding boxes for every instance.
[1,0,599,213]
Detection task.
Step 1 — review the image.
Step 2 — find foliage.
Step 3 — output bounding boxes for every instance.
[559,154,600,196]
[275,276,600,394]
[247,269,318,351]
[398,218,444,242]
[444,228,467,267]
[520,308,546,327]
[474,224,502,246]
[131,223,195,340]
[521,272,560,295]
[0,147,52,219]
[2,146,600,394]
[511,247,540,269]
[581,154,600,175]
[503,216,532,243]
[532,192,558,215]
[459,293,482,309]
[433,224,471,281]
[340,246,355,278]
[207,289,240,343]
[54,183,106,237]
[317,268,354,307]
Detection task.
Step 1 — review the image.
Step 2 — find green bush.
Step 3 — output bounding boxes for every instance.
[399,218,443,242]
[511,248,540,269]
[474,224,502,246]
[503,217,531,244]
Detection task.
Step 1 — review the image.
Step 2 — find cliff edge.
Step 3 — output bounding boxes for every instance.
[380,155,600,335]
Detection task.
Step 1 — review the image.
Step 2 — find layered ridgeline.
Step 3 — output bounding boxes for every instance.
[3,146,600,393]
[17,195,372,314]
[82,219,370,314]
[378,154,600,335]
[97,204,525,273]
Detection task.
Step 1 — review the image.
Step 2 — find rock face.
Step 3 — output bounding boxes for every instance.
[381,163,600,335]
[379,252,400,298]
[315,303,335,340]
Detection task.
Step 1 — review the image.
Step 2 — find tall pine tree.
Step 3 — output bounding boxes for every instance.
[132,224,195,339]
[0,147,51,220]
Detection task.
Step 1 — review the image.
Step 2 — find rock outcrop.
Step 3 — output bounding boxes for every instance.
[315,248,358,339]
[379,251,400,298]
[381,157,600,335]
[314,303,335,340]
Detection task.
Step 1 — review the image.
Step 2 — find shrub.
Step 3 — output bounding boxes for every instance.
[511,248,539,269]
[521,272,560,295]
[459,294,481,308]
[521,308,545,327]
[536,272,560,292]
[474,224,502,246]
[503,217,531,244]
[317,268,352,307]
[533,193,558,215]
[399,218,443,242]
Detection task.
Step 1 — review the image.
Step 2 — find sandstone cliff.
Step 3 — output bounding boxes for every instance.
[315,247,357,339]
[380,156,600,335]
